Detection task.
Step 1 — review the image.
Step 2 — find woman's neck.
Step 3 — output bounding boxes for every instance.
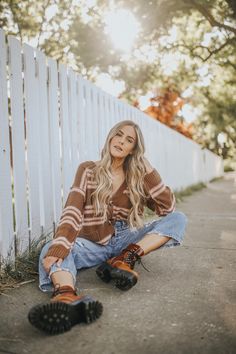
[111,158,124,174]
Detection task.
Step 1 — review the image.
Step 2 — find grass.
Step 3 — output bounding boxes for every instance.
[143,182,208,220]
[143,206,156,219]
[0,232,52,294]
[209,176,223,183]
[224,165,235,172]
[174,182,207,203]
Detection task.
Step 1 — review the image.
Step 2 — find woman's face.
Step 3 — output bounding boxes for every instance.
[110,125,137,160]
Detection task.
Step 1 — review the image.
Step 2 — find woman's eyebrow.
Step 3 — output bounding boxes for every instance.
[119,129,135,141]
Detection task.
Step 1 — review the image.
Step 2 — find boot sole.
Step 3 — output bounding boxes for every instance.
[96,262,137,291]
[28,299,103,335]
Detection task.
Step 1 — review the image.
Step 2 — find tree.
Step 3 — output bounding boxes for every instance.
[134,87,193,139]
[0,0,84,63]
[1,0,235,159]
[117,0,236,160]
[192,64,236,159]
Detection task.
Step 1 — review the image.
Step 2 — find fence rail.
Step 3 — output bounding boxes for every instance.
[0,29,223,262]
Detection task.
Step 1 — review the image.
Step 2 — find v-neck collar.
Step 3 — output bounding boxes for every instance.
[111,179,126,198]
[91,161,127,198]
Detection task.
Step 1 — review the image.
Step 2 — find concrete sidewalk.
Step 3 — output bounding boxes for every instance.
[1,173,236,354]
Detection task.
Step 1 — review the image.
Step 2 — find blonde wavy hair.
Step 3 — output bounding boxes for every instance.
[91,120,147,228]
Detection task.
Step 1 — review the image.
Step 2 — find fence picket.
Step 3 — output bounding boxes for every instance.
[0,29,15,260]
[91,86,100,158]
[97,92,105,148]
[8,36,29,253]
[47,58,62,223]
[104,94,111,135]
[109,98,114,127]
[77,76,86,163]
[84,81,94,160]
[59,64,72,202]
[113,98,119,123]
[68,68,79,176]
[37,50,54,234]
[96,89,103,152]
[23,43,41,242]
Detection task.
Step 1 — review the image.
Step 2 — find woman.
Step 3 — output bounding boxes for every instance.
[28,120,187,335]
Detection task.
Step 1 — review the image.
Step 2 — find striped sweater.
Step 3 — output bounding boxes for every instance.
[45,161,175,259]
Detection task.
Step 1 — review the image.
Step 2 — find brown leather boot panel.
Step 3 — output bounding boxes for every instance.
[51,293,85,304]
[51,285,84,304]
[108,260,139,278]
[107,243,144,273]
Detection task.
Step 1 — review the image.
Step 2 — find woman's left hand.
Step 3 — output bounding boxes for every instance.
[43,256,63,273]
[143,157,154,174]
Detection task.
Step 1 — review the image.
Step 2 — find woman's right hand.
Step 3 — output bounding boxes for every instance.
[43,256,63,273]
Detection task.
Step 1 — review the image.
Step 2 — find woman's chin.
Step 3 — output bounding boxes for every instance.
[110,152,126,160]
[110,150,123,158]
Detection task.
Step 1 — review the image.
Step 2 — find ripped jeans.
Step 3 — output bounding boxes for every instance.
[39,211,187,292]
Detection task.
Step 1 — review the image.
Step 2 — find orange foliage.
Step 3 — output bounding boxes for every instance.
[136,88,193,139]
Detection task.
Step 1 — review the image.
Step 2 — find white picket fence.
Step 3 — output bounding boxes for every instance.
[0,29,223,262]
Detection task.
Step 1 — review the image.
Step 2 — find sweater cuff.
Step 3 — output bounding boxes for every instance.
[44,244,70,260]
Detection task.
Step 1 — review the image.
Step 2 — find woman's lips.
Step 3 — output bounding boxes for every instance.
[114,145,123,152]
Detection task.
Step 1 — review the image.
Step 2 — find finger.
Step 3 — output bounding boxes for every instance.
[57,259,62,267]
[42,260,47,271]
[43,263,50,273]
[43,259,54,273]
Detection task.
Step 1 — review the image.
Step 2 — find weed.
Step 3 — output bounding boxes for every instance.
[0,232,52,293]
[174,182,206,203]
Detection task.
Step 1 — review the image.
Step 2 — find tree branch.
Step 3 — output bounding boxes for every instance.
[226,60,236,70]
[9,1,23,42]
[167,37,236,62]
[192,37,236,61]
[37,0,51,48]
[191,0,236,35]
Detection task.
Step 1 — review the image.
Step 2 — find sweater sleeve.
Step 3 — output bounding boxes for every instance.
[144,168,175,216]
[45,162,88,259]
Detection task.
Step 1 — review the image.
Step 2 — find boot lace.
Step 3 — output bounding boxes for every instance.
[123,251,150,272]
